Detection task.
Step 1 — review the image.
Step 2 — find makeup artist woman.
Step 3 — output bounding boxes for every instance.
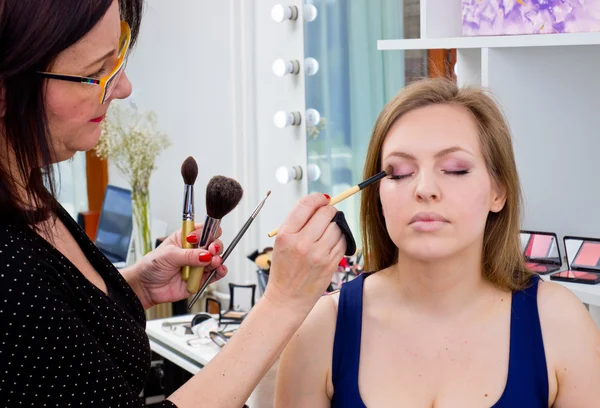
[0,1,346,407]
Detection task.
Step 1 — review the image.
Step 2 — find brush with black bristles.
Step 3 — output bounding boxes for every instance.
[186,175,244,294]
[180,156,198,282]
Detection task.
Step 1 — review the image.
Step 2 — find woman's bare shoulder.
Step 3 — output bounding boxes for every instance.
[537,280,600,406]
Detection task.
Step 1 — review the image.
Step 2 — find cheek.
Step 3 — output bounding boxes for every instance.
[379,180,412,226]
[45,85,97,135]
[451,176,493,227]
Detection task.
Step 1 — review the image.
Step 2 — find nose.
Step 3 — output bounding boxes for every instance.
[110,71,133,101]
[414,170,441,202]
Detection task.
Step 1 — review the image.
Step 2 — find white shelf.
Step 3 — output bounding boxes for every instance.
[378,32,600,51]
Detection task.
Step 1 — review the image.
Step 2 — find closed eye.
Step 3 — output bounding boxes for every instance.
[389,174,412,180]
[444,170,470,176]
[88,67,107,79]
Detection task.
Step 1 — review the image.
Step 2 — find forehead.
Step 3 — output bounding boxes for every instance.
[52,2,121,69]
[382,103,481,156]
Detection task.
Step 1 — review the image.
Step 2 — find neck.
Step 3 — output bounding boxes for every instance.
[0,138,45,214]
[381,241,497,318]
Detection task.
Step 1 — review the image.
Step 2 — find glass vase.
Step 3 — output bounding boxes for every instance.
[132,189,152,262]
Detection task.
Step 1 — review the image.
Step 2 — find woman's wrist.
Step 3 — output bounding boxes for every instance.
[120,262,154,310]
[261,285,316,324]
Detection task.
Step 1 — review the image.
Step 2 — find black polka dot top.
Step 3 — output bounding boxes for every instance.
[0,205,178,407]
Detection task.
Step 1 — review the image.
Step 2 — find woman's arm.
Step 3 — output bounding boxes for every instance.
[169,296,312,407]
[274,295,338,407]
[538,281,600,407]
[167,193,346,407]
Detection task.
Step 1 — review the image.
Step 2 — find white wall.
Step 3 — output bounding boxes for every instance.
[487,46,600,243]
[110,0,308,287]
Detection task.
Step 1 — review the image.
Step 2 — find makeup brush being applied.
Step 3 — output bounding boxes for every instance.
[186,176,244,294]
[188,190,271,310]
[180,156,198,282]
[267,166,392,237]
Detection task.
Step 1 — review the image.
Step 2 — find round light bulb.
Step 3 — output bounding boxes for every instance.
[306,108,321,127]
[304,57,319,76]
[272,59,299,77]
[303,4,318,22]
[307,164,321,182]
[271,4,298,22]
[272,59,290,77]
[276,166,302,184]
[273,111,291,129]
[273,111,301,128]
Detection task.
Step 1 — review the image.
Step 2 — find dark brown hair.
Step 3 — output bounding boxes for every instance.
[360,78,533,292]
[0,0,143,226]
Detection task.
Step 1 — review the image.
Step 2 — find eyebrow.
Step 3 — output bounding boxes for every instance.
[84,48,116,70]
[384,146,473,161]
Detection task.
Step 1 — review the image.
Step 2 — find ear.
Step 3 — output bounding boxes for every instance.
[490,180,507,213]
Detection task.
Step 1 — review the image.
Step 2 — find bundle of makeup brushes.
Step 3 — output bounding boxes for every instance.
[179,156,271,309]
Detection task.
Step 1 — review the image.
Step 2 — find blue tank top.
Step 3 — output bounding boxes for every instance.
[331,273,548,407]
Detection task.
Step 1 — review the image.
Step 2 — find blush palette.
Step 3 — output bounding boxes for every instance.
[550,237,600,285]
[520,230,562,275]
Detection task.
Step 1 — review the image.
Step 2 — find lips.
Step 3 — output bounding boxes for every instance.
[409,212,449,224]
[90,115,105,123]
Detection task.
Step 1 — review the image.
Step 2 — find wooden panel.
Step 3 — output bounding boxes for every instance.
[85,150,108,212]
[428,49,457,81]
[79,211,100,241]
[83,151,108,240]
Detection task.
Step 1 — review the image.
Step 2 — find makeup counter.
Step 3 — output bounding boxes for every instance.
[146,314,278,407]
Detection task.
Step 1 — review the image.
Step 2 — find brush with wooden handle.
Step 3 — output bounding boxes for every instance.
[180,156,198,282]
[267,166,392,238]
[188,190,271,309]
[186,175,244,294]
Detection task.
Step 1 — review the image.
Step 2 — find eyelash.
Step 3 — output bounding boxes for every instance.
[389,170,470,180]
[88,67,107,78]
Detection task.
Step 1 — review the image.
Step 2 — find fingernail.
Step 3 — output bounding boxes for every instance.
[186,235,198,244]
[199,252,212,262]
[324,194,331,200]
[214,244,220,253]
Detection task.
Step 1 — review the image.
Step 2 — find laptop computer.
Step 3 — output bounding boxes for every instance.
[94,185,134,268]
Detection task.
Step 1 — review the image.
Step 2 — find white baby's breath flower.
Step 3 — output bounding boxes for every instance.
[96,104,171,194]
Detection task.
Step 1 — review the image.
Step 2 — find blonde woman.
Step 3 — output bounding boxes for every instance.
[275,78,600,407]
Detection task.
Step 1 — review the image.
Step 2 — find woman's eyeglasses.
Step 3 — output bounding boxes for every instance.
[37,21,131,104]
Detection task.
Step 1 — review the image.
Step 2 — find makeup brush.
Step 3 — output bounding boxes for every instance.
[188,190,271,309]
[267,166,392,238]
[186,176,244,294]
[180,156,198,282]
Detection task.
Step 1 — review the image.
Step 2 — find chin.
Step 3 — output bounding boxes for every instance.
[78,127,103,152]
[395,235,458,262]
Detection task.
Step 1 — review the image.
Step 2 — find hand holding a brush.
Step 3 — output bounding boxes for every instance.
[264,193,347,316]
[124,226,227,310]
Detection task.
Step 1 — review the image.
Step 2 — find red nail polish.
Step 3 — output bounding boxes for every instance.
[214,244,220,253]
[324,194,331,200]
[199,252,212,262]
[186,235,198,244]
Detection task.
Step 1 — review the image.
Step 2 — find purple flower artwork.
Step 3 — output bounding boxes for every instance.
[462,0,600,36]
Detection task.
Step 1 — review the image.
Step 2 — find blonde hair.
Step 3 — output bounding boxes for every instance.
[360,78,533,292]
